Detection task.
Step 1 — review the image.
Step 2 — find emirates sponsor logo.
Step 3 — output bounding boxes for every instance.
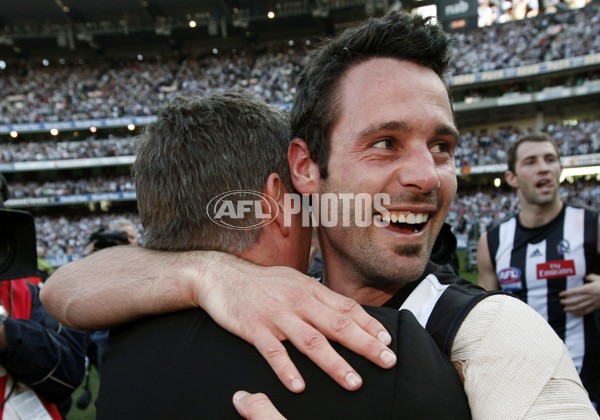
[536,260,576,280]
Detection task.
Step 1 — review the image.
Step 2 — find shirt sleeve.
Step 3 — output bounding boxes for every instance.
[0,282,87,404]
[451,294,599,420]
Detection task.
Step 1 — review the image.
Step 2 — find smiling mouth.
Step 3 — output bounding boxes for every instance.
[536,179,552,188]
[374,212,429,233]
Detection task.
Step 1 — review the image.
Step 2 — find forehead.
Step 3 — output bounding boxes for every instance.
[333,58,455,136]
[516,140,558,161]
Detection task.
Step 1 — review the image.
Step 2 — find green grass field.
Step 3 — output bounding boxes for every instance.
[457,249,478,284]
[68,366,99,420]
[66,252,477,419]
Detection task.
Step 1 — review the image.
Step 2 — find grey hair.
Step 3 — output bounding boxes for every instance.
[134,89,292,254]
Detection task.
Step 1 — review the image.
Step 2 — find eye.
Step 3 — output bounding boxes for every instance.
[430,142,452,154]
[371,138,395,150]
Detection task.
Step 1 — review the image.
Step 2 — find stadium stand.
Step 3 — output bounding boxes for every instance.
[0,1,599,267]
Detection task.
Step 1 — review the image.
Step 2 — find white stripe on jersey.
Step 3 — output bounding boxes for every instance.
[563,206,586,372]
[526,241,548,321]
[496,217,516,271]
[399,274,449,328]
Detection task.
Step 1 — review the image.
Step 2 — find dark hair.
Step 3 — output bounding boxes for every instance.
[506,132,560,173]
[291,11,453,178]
[134,89,292,253]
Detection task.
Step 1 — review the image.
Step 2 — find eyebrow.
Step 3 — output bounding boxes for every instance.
[521,151,559,161]
[357,120,459,141]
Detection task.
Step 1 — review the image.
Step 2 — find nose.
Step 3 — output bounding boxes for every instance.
[536,159,552,172]
[395,144,440,193]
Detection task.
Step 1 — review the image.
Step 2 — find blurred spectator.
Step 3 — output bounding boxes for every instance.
[85,217,139,376]
[0,174,86,418]
[0,4,597,125]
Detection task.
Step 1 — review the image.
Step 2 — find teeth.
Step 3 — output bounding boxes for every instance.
[376,212,429,224]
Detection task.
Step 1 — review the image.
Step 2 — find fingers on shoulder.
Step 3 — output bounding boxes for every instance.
[233,391,286,420]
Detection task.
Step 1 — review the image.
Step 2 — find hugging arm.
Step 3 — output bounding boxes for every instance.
[452,295,598,418]
[40,246,396,392]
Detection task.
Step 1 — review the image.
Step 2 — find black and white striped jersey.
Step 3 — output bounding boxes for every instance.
[382,262,504,356]
[487,204,600,403]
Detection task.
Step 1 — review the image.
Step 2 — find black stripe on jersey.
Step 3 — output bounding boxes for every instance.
[544,209,567,340]
[425,277,505,355]
[580,207,600,404]
[487,227,500,273]
[382,262,510,357]
[510,222,530,302]
[583,208,599,274]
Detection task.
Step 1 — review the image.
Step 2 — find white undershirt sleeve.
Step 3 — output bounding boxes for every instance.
[451,294,598,420]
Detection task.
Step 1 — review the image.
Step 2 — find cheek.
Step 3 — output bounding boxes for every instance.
[440,170,457,201]
[553,166,563,177]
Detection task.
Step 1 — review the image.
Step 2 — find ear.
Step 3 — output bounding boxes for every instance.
[288,138,320,195]
[262,173,290,237]
[504,170,519,189]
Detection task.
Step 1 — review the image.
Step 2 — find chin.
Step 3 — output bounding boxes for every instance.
[387,252,429,283]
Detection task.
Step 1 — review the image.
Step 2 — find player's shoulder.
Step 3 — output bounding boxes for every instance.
[565,202,599,216]
[489,212,519,231]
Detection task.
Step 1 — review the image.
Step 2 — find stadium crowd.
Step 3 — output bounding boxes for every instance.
[9,174,136,199]
[0,136,140,162]
[454,117,600,167]
[2,117,600,171]
[34,212,142,260]
[0,3,598,125]
[451,2,600,75]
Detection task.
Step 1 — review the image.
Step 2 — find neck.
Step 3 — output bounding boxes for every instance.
[322,263,404,306]
[518,198,563,228]
[240,234,305,273]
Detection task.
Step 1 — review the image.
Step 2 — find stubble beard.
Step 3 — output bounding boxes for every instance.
[318,181,438,290]
[344,239,430,289]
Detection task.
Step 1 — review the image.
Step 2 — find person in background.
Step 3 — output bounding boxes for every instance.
[84,217,140,377]
[0,173,86,419]
[477,131,600,410]
[83,217,139,256]
[107,218,139,246]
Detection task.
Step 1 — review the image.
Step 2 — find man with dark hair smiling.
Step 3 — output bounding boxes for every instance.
[42,12,597,418]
